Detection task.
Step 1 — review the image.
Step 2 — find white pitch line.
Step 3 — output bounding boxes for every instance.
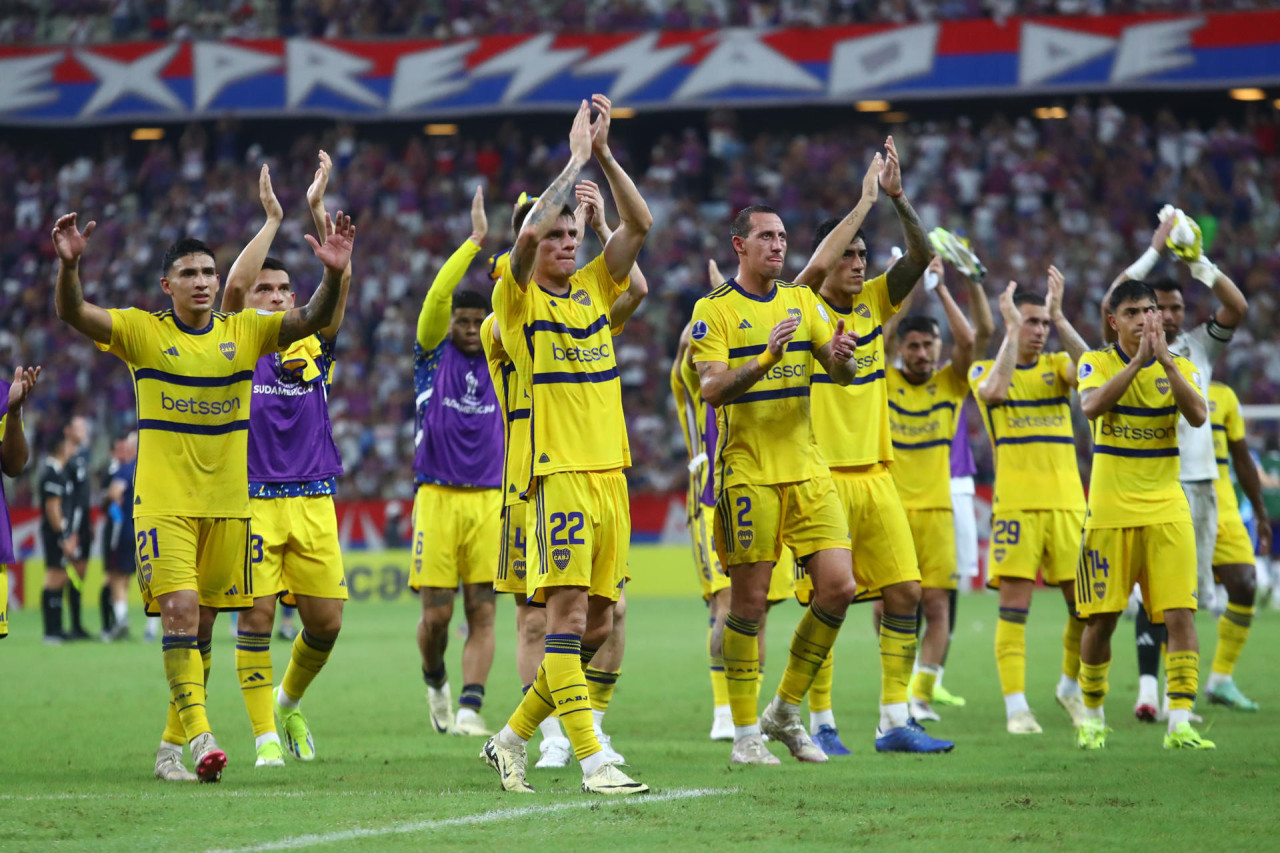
[0,789,487,802]
[204,787,735,853]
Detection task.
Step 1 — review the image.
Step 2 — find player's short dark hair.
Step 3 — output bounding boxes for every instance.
[811,218,867,255]
[897,315,939,340]
[452,289,490,313]
[512,200,574,235]
[1148,277,1182,295]
[730,205,780,240]
[161,237,215,276]
[1012,291,1045,309]
[1108,280,1157,312]
[260,256,290,280]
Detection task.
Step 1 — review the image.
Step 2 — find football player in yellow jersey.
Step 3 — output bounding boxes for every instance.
[689,198,862,766]
[793,139,953,754]
[482,96,652,796]
[52,206,355,782]
[1204,382,1271,711]
[970,268,1091,734]
[883,256,983,724]
[1075,280,1213,750]
[0,366,40,641]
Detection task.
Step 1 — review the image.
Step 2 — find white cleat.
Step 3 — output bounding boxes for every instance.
[482,735,534,793]
[426,684,453,734]
[581,762,648,795]
[760,703,828,763]
[1006,709,1043,734]
[909,698,941,722]
[594,728,625,765]
[1055,691,1088,728]
[189,732,227,783]
[534,735,572,769]
[710,709,734,742]
[453,708,493,737]
[729,734,780,765]
[154,748,197,782]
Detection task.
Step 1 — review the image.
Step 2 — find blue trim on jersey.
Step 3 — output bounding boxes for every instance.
[532,368,619,385]
[1216,456,1229,465]
[137,418,248,436]
[725,278,777,303]
[810,368,886,386]
[1112,343,1157,368]
[525,315,610,339]
[1015,361,1040,370]
[171,312,216,336]
[1112,404,1177,417]
[727,386,809,405]
[727,340,811,359]
[508,407,530,422]
[891,438,952,450]
[134,368,254,387]
[1211,424,1226,432]
[888,400,956,417]
[994,396,1070,409]
[993,435,1074,446]
[249,478,337,499]
[1093,445,1179,458]
[856,325,883,346]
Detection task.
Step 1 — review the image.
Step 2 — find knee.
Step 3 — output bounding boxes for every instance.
[518,609,546,646]
[464,599,495,629]
[1087,612,1120,637]
[731,593,768,623]
[582,622,610,651]
[1231,569,1257,604]
[240,598,276,633]
[883,581,921,614]
[818,576,858,611]
[307,610,343,640]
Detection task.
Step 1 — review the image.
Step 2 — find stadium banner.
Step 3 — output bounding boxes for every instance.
[1,11,1277,124]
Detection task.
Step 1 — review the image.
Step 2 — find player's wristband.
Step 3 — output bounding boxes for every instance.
[757,349,780,370]
[1188,257,1218,288]
[1124,247,1159,281]
[923,270,939,292]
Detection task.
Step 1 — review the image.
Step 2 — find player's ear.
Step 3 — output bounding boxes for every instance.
[731,235,744,256]
[159,276,172,296]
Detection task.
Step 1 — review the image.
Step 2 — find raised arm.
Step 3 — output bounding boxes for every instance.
[1,367,40,477]
[418,186,487,350]
[306,151,352,341]
[51,213,112,345]
[964,270,994,358]
[796,155,880,289]
[1229,437,1272,557]
[976,281,1021,406]
[1102,217,1174,344]
[936,276,976,380]
[576,179,648,327]
[511,101,595,286]
[1079,330,1151,421]
[221,164,283,313]
[589,95,653,283]
[881,136,934,304]
[1200,265,1248,330]
[277,212,355,348]
[1046,265,1089,371]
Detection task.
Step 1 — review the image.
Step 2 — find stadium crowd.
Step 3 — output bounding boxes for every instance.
[1,98,1278,505]
[2,0,1271,44]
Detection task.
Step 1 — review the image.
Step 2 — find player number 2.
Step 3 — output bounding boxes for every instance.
[136,528,160,561]
[549,512,585,545]
[736,496,752,528]
[992,519,1020,545]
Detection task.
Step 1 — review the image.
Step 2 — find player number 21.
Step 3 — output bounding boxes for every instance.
[549,512,585,545]
[136,528,160,561]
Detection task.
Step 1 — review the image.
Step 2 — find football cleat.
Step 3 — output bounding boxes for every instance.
[535,736,572,769]
[1076,718,1108,750]
[454,708,493,737]
[255,740,286,768]
[1006,710,1042,734]
[1134,701,1159,723]
[710,709,734,742]
[594,729,625,765]
[1164,722,1216,750]
[760,704,827,763]
[812,724,851,756]
[482,735,534,793]
[729,734,780,766]
[190,732,227,783]
[875,722,954,754]
[274,687,315,761]
[1055,691,1088,728]
[426,684,453,734]
[1206,681,1259,712]
[931,685,966,707]
[154,748,197,782]
[581,762,648,795]
[909,697,941,723]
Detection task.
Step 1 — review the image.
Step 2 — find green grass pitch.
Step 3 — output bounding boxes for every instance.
[0,546,1274,852]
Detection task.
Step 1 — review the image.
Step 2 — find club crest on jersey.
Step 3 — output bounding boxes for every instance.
[855,303,872,319]
[786,308,802,320]
[737,528,754,549]
[1078,362,1094,381]
[571,289,592,306]
[992,547,1005,563]
[1209,400,1218,413]
[552,548,571,570]
[219,342,236,361]
[1155,377,1171,394]
[1094,580,1106,598]
[513,559,526,581]
[140,562,153,584]
[927,384,936,396]
[1041,372,1054,386]
[691,320,708,341]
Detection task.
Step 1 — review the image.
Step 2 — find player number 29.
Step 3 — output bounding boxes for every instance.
[549,512,585,546]
[992,519,1020,545]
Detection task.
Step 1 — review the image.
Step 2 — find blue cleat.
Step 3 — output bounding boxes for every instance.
[875,720,955,754]
[812,725,851,756]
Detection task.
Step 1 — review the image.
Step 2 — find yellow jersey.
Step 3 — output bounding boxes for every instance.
[491,253,631,477]
[671,346,716,512]
[970,351,1085,514]
[689,278,834,493]
[1209,381,1244,515]
[481,314,531,508]
[1077,344,1202,528]
[810,274,899,468]
[96,307,284,519]
[887,363,969,509]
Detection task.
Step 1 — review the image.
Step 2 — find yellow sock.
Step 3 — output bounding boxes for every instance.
[709,624,729,707]
[1062,614,1085,681]
[809,652,834,713]
[584,667,619,713]
[778,604,844,706]
[236,631,274,737]
[878,611,917,706]
[281,630,336,703]
[995,607,1028,696]
[1211,603,1254,676]
[541,633,600,761]
[162,636,210,740]
[508,664,555,741]
[200,640,212,685]
[910,666,938,703]
[723,614,761,726]
[1078,660,1110,709]
[1165,650,1199,710]
[162,701,186,746]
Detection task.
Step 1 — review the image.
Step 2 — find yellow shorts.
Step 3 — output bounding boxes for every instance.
[714,476,849,570]
[830,466,919,603]
[690,505,731,600]
[250,496,347,605]
[1077,521,1197,623]
[526,471,629,604]
[409,484,502,590]
[907,508,958,590]
[988,509,1084,588]
[494,503,529,596]
[1213,509,1256,570]
[134,516,253,616]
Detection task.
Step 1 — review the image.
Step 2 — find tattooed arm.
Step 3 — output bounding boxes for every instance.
[880,136,934,305]
[277,212,356,348]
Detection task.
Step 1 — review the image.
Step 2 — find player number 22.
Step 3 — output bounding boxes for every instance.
[549,512,585,546]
